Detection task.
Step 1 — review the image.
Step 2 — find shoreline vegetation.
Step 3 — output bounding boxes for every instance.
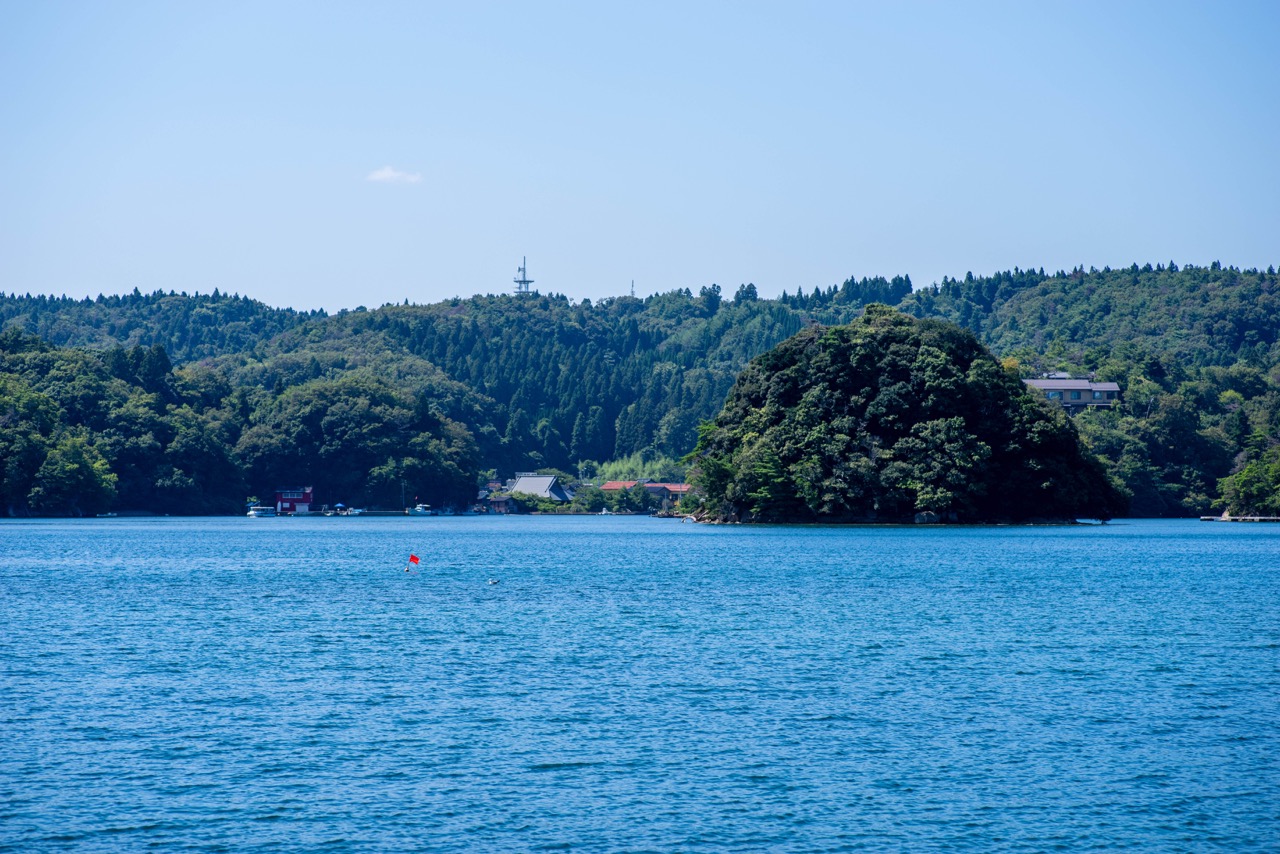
[3,261,1279,521]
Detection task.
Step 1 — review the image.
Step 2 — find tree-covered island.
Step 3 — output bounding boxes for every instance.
[686,305,1126,523]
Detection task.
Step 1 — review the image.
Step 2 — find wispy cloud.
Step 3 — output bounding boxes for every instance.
[367,166,422,184]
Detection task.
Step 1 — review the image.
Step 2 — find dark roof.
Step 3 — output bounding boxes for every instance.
[509,475,575,501]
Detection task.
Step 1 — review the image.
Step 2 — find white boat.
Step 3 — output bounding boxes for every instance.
[247,506,277,517]
[407,504,434,516]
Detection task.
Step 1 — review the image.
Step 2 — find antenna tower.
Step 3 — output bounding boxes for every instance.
[513,257,534,295]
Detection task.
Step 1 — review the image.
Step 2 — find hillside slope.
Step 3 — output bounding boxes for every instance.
[899,262,1280,369]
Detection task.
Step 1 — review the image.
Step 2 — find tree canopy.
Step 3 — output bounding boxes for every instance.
[3,261,1279,517]
[687,306,1127,523]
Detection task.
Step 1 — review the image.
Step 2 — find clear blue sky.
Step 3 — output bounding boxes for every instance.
[2,1,1277,311]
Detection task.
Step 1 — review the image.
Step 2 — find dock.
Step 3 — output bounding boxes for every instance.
[1200,515,1280,522]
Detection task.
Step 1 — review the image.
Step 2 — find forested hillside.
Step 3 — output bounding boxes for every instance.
[897,263,1280,517]
[0,327,491,516]
[687,306,1125,522]
[2,265,1279,517]
[0,276,901,515]
[0,289,321,361]
[899,262,1280,368]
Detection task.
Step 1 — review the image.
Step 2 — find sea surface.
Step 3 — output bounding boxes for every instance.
[1,516,1278,851]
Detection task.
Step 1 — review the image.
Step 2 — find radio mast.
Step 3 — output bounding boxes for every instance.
[513,257,534,295]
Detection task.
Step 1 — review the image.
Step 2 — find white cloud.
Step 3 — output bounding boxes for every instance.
[366,166,422,184]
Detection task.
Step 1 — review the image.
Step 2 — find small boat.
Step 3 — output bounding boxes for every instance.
[407,504,434,516]
[247,506,277,517]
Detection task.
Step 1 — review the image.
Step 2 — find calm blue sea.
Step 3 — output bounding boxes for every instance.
[2,516,1278,851]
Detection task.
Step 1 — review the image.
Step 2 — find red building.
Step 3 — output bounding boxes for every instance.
[599,481,693,508]
[275,486,314,514]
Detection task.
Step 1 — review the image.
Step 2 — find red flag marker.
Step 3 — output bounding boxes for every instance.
[409,554,420,565]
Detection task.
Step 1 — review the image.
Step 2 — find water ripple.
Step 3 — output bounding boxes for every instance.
[1,516,1278,851]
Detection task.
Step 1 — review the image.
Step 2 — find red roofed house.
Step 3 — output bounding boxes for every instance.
[599,480,693,509]
[275,486,314,515]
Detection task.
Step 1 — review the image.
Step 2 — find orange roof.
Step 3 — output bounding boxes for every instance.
[600,480,639,491]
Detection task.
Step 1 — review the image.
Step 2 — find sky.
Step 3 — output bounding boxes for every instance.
[2,1,1278,312]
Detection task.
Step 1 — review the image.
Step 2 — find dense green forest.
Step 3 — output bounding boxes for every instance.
[897,264,1280,517]
[0,328,489,515]
[0,288,321,360]
[686,306,1125,522]
[2,262,1279,517]
[899,262,1279,368]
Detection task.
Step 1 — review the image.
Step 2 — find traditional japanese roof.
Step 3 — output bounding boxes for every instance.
[508,475,575,502]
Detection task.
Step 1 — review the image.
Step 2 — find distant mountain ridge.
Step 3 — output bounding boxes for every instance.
[5,263,1275,369]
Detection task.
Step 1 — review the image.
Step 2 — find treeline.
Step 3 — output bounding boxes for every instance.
[0,328,493,516]
[0,288,321,361]
[2,264,1279,516]
[899,262,1280,368]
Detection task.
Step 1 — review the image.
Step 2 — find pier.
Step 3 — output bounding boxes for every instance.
[1200,515,1280,522]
